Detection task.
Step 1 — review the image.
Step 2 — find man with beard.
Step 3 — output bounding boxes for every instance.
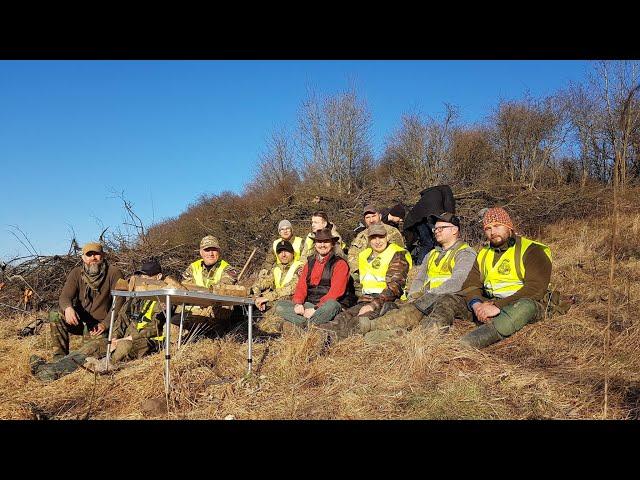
[30,259,166,381]
[47,242,123,361]
[275,228,355,327]
[411,207,554,349]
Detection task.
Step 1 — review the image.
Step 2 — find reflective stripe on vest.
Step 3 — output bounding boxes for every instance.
[272,237,303,263]
[273,260,304,289]
[477,236,552,299]
[136,300,157,331]
[359,243,412,298]
[190,259,230,288]
[425,242,470,290]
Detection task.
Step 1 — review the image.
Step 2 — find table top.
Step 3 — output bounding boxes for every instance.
[111,288,255,307]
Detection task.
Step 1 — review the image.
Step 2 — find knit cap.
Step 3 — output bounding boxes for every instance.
[278,220,292,231]
[482,207,515,230]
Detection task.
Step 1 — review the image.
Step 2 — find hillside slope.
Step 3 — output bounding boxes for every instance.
[1,207,639,420]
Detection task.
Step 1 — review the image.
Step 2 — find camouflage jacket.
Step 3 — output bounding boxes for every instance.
[182,259,239,286]
[250,262,304,304]
[347,223,405,274]
[359,250,411,312]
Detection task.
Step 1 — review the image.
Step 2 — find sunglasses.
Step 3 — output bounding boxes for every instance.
[84,251,103,257]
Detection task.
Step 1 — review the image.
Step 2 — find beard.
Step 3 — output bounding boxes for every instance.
[86,262,102,274]
[489,235,508,248]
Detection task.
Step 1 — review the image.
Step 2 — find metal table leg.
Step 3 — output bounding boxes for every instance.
[247,304,253,375]
[178,302,185,349]
[105,300,116,371]
[164,294,172,395]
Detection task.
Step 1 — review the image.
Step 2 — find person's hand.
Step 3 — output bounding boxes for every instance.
[90,323,106,336]
[64,306,79,326]
[358,304,374,316]
[473,302,501,323]
[303,307,316,319]
[294,304,305,316]
[255,297,268,311]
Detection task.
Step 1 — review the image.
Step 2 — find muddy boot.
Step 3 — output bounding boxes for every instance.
[311,320,339,343]
[29,355,47,375]
[358,316,374,334]
[337,315,362,339]
[459,323,504,349]
[363,328,405,345]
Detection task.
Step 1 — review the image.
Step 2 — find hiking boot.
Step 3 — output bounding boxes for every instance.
[459,323,504,349]
[34,367,58,383]
[312,320,339,341]
[337,315,361,340]
[358,316,374,334]
[29,355,46,375]
[363,328,405,345]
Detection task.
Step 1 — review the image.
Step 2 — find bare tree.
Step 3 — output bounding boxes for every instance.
[250,127,300,192]
[380,104,458,192]
[297,85,373,195]
[490,94,569,189]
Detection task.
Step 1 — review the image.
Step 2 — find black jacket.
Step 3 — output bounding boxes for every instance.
[403,185,455,230]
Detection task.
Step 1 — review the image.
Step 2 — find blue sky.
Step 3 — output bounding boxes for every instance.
[0,60,593,261]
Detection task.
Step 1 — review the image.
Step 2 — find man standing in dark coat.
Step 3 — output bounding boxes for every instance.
[403,184,455,264]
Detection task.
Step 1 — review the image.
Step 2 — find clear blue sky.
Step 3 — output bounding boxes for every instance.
[0,60,592,261]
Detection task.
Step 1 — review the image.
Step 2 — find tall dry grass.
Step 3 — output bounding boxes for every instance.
[1,207,640,420]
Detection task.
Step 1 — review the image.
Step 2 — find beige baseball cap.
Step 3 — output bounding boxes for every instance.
[82,242,104,255]
[200,235,220,249]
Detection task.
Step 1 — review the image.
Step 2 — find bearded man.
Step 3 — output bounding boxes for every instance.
[48,242,123,360]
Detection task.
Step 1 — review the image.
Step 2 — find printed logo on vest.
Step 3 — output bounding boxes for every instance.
[497,259,511,275]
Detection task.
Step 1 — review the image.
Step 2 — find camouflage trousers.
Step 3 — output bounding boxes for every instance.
[366,293,545,339]
[30,336,109,382]
[48,310,107,358]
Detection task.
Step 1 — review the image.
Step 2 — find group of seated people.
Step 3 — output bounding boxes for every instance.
[29,188,567,383]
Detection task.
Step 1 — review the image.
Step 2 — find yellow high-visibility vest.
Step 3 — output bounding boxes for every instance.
[359,243,412,298]
[273,260,304,289]
[272,237,303,263]
[135,299,157,331]
[425,242,471,290]
[190,259,230,288]
[477,236,552,299]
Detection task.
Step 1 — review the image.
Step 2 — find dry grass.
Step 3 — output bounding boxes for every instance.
[2,206,640,420]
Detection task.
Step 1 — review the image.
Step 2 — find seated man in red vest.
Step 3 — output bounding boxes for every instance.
[275,228,356,327]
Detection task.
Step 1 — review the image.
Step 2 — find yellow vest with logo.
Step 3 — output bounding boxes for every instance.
[477,236,552,299]
[359,243,413,299]
[190,259,230,288]
[425,242,471,290]
[272,237,303,263]
[273,260,304,289]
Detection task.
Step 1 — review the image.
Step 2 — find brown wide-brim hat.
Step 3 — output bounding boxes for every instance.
[314,228,339,242]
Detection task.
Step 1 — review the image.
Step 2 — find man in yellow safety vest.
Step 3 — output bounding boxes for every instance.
[398,207,556,349]
[358,212,476,344]
[251,240,304,333]
[175,235,240,337]
[317,224,412,340]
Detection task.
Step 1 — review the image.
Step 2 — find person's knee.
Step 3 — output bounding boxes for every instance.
[492,299,538,337]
